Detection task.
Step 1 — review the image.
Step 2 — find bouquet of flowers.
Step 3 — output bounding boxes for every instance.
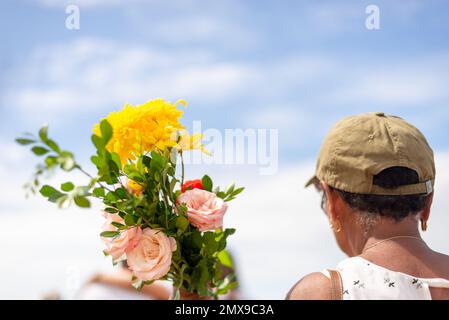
[16,98,243,299]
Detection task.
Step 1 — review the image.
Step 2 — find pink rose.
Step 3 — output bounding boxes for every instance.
[101,212,142,262]
[177,189,228,231]
[127,228,177,281]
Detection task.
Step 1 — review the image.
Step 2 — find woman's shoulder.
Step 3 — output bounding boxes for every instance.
[286,257,365,300]
[286,272,332,300]
[425,251,449,278]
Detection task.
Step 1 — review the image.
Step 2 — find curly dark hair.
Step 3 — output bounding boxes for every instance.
[330,167,430,222]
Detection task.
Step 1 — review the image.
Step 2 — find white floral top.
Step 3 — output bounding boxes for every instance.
[322,257,449,300]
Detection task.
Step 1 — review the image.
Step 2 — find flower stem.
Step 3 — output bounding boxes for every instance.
[180,151,185,186]
[75,164,114,193]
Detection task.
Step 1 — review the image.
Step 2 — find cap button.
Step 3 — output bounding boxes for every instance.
[375,112,386,117]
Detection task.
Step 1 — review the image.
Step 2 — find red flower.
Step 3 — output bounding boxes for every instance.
[181,179,203,193]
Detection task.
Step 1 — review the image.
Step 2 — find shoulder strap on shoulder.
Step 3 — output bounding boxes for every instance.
[328,269,343,300]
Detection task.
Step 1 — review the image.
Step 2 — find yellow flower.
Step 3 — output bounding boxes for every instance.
[177,130,210,155]
[93,99,186,164]
[127,179,144,197]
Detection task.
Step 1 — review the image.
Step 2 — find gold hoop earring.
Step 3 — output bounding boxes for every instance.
[421,219,428,232]
[331,220,342,233]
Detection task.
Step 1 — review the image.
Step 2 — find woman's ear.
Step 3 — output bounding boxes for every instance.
[321,182,338,222]
[421,192,434,223]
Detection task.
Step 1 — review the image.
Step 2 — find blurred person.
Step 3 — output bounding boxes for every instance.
[75,261,171,300]
[75,252,242,300]
[287,112,449,300]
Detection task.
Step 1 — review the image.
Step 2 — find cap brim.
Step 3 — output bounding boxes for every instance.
[305,175,319,188]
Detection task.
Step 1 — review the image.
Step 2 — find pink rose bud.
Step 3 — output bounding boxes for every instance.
[177,189,228,232]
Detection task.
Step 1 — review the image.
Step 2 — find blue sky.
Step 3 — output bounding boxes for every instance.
[1,0,449,299]
[1,0,449,164]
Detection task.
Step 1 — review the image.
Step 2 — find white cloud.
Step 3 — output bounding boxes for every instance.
[6,33,449,130]
[2,38,256,124]
[2,40,337,126]
[333,60,449,105]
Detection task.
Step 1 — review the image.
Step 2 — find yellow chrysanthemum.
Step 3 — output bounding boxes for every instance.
[93,98,187,164]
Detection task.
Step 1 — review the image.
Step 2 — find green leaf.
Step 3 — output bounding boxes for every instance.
[39,185,59,197]
[150,151,167,169]
[110,152,121,169]
[91,155,101,167]
[231,187,244,196]
[74,196,90,208]
[105,191,118,202]
[91,135,105,150]
[224,228,236,237]
[128,173,144,183]
[61,182,75,192]
[203,232,219,256]
[49,192,65,203]
[192,259,210,296]
[218,250,234,269]
[217,228,236,252]
[176,215,189,234]
[39,125,49,142]
[93,187,105,197]
[100,119,113,144]
[124,214,135,226]
[111,221,125,228]
[202,175,213,192]
[225,183,235,195]
[45,139,60,153]
[31,146,49,156]
[188,230,203,251]
[15,138,35,145]
[216,191,226,199]
[104,207,119,213]
[115,187,127,199]
[100,231,120,238]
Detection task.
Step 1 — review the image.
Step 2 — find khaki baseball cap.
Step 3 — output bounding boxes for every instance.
[306,112,435,195]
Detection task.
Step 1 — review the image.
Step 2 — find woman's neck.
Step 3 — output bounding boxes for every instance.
[349,215,423,256]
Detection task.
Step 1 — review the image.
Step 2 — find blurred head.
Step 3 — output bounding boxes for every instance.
[306,112,436,256]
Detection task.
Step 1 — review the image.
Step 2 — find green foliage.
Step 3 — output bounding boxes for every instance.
[215,183,245,202]
[15,138,35,145]
[99,119,113,144]
[100,231,120,238]
[201,174,213,192]
[16,121,244,298]
[39,185,59,197]
[74,196,90,208]
[31,146,49,156]
[61,182,75,192]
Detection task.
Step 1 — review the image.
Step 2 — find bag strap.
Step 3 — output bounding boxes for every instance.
[328,269,343,300]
